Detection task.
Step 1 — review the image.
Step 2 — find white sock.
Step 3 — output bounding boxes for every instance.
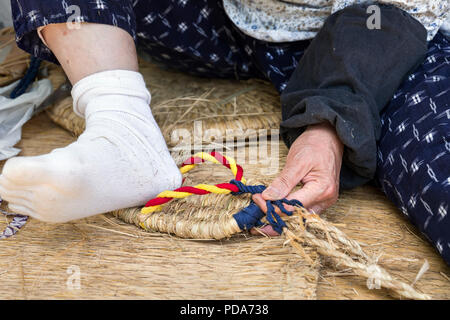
[0,70,182,222]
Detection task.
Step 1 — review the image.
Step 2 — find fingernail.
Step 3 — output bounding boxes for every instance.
[263,186,280,199]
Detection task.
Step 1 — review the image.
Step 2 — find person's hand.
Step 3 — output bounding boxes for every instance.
[251,122,344,236]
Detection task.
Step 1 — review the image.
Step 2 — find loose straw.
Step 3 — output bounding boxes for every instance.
[283,207,431,300]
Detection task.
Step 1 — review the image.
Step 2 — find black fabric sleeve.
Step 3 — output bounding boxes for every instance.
[280,3,428,190]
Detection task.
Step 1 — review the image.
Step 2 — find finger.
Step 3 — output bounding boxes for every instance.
[252,194,268,213]
[0,182,33,202]
[262,158,310,201]
[251,194,287,237]
[8,203,39,219]
[2,156,48,186]
[0,175,16,192]
[252,194,290,217]
[287,180,337,212]
[0,195,33,211]
[250,225,280,237]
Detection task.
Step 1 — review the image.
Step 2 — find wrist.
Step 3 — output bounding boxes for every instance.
[305,122,344,153]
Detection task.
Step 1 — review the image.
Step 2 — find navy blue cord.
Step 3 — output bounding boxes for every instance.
[10,56,42,99]
[230,180,266,195]
[232,202,265,231]
[230,179,304,234]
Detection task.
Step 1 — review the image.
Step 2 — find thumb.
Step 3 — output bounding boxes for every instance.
[262,165,304,200]
[287,180,333,211]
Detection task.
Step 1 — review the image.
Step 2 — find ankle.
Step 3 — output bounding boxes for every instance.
[84,94,153,122]
[71,69,151,117]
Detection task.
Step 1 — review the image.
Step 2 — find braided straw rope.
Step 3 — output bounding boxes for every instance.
[284,208,431,300]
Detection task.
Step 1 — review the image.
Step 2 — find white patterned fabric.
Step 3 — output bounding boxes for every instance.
[222,0,450,42]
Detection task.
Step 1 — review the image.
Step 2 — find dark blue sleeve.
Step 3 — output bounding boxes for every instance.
[10,0,136,63]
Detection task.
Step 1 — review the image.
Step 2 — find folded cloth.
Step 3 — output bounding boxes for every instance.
[0,78,52,160]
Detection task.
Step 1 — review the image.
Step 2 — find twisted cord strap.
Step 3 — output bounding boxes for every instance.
[10,56,42,99]
[141,151,303,234]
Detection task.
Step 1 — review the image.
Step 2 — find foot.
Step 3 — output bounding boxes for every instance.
[0,70,181,222]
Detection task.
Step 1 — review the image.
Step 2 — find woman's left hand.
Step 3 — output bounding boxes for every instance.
[251,122,344,236]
